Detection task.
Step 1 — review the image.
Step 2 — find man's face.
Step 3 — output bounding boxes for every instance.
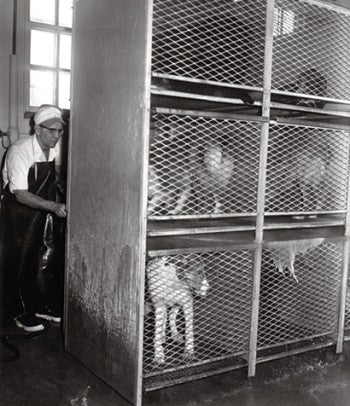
[36,122,64,149]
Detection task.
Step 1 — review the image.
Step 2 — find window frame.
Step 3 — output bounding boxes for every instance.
[24,0,72,115]
[273,5,295,38]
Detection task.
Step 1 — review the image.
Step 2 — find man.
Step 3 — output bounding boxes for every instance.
[0,104,67,332]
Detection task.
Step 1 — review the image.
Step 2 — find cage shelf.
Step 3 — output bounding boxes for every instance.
[263,214,346,229]
[256,336,336,364]
[147,218,256,237]
[143,355,247,392]
[151,92,262,116]
[147,232,257,257]
[146,226,345,257]
[147,214,346,237]
[263,226,345,242]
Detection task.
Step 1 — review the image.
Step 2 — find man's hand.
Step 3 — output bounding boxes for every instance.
[14,189,67,218]
[52,203,67,218]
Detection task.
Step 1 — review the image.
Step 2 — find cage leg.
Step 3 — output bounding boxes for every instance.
[248,246,263,377]
[336,239,350,353]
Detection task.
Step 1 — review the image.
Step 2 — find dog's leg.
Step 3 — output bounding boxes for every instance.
[169,305,183,343]
[148,193,165,216]
[154,304,167,365]
[168,185,192,215]
[182,296,195,361]
[213,192,223,214]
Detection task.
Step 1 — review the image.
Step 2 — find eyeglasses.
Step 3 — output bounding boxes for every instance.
[39,124,64,136]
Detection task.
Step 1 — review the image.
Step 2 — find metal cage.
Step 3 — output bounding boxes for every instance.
[272,0,350,104]
[143,249,254,382]
[258,240,343,351]
[264,123,350,215]
[151,0,267,89]
[148,112,261,219]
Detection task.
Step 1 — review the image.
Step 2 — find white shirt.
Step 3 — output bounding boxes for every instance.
[2,135,59,193]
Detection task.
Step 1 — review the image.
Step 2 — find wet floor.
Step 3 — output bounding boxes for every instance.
[1,324,350,405]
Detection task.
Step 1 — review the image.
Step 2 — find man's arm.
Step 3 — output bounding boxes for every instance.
[14,189,67,218]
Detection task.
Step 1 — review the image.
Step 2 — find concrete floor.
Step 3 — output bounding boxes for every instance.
[1,324,350,406]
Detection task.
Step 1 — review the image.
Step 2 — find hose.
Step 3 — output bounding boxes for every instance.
[0,130,11,149]
[0,321,50,363]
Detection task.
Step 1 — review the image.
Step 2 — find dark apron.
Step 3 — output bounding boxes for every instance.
[0,161,64,323]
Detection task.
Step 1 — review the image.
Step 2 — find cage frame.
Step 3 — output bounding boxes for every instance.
[66,1,350,404]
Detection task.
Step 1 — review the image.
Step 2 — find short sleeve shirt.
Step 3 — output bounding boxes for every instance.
[2,135,59,193]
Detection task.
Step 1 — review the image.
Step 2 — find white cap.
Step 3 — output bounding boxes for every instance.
[34,104,65,127]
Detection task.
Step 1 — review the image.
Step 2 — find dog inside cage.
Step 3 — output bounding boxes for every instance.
[143,250,254,375]
[147,136,236,216]
[292,149,327,218]
[263,124,349,216]
[147,114,259,217]
[272,68,328,108]
[148,123,231,217]
[144,255,209,366]
[147,120,197,216]
[259,242,341,350]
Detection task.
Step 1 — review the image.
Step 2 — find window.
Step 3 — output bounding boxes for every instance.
[273,5,295,37]
[27,0,73,110]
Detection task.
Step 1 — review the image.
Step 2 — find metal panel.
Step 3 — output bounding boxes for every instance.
[152,0,267,88]
[65,1,152,404]
[148,112,261,218]
[272,0,350,104]
[265,123,350,215]
[143,250,253,386]
[258,241,343,350]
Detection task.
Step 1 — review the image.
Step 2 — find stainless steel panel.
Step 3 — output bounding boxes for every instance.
[65,1,152,404]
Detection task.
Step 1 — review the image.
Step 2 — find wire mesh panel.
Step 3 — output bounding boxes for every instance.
[272,0,350,104]
[258,241,343,350]
[143,250,253,377]
[265,123,350,215]
[148,113,261,218]
[152,0,267,88]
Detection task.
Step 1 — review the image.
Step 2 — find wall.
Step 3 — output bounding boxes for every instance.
[0,0,32,170]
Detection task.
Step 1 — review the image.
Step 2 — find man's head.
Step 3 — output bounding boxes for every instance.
[34,104,65,150]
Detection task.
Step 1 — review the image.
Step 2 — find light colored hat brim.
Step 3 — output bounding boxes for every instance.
[40,117,65,127]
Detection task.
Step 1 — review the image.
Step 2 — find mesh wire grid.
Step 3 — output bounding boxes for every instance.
[258,241,343,350]
[265,123,350,214]
[143,250,253,376]
[148,113,261,218]
[151,0,267,88]
[272,0,350,102]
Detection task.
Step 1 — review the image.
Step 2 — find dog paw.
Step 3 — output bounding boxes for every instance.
[182,350,195,362]
[153,356,165,366]
[171,332,184,343]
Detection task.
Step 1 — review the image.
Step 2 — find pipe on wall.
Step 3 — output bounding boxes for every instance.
[8,54,19,144]
[7,0,19,145]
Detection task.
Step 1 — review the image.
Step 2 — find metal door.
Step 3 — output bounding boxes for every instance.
[65,1,153,404]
